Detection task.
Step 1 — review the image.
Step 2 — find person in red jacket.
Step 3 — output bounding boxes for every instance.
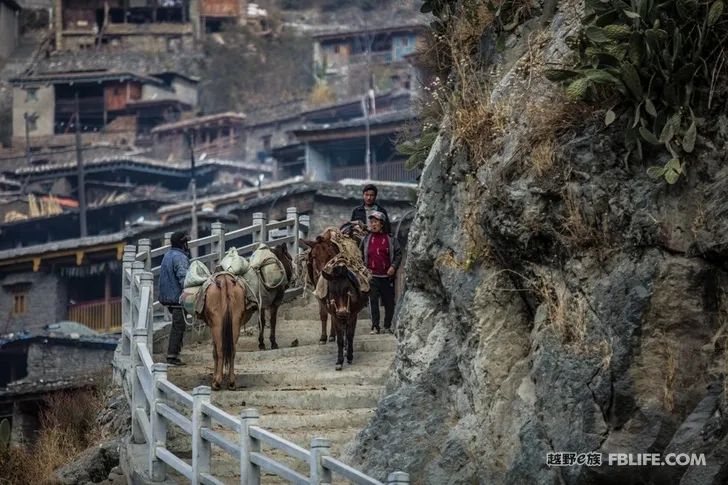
[360,211,402,334]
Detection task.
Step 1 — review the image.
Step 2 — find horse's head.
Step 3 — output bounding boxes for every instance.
[300,236,339,284]
[322,265,361,320]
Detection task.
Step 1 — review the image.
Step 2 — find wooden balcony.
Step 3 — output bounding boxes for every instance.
[329,159,418,182]
[67,297,122,333]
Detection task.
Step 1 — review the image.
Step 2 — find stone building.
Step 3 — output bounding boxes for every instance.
[9,70,198,151]
[0,332,117,444]
[53,0,248,52]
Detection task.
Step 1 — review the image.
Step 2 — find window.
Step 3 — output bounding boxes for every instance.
[261,135,272,152]
[25,88,38,102]
[13,294,27,315]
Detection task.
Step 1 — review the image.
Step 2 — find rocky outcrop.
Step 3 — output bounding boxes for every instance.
[347,4,728,484]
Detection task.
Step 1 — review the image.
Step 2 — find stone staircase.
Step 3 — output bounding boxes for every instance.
[156,297,395,484]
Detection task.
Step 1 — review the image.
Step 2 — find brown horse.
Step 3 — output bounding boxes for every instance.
[322,264,367,370]
[257,244,293,350]
[300,236,340,344]
[202,273,246,390]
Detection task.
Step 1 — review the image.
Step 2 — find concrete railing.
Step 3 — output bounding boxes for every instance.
[115,208,409,484]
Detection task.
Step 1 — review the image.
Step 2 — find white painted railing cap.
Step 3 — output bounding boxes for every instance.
[311,437,331,448]
[193,385,212,396]
[151,363,168,373]
[241,408,260,419]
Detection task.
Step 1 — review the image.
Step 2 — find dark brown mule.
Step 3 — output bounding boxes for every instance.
[300,236,339,344]
[257,244,293,350]
[203,273,246,390]
[322,265,367,370]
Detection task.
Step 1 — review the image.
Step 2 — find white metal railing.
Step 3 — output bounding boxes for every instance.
[114,208,409,484]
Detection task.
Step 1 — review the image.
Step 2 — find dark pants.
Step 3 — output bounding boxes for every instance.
[369,277,395,330]
[166,306,186,357]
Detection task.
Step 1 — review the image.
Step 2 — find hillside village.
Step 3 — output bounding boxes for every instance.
[0,0,426,473]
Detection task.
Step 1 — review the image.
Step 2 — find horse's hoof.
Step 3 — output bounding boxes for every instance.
[347,359,353,365]
[258,343,266,350]
[328,335,336,342]
[319,337,327,344]
[270,342,279,350]
[227,382,236,391]
[212,382,221,391]
[335,364,343,371]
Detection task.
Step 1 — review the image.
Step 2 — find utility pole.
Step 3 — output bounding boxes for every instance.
[74,93,88,238]
[362,95,371,180]
[23,113,31,166]
[187,131,198,257]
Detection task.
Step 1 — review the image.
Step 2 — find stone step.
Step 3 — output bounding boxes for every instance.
[174,340,395,367]
[209,385,382,411]
[168,359,391,390]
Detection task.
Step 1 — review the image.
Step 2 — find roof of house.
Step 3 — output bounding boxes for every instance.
[0,373,107,399]
[0,230,134,263]
[157,176,306,215]
[225,180,416,215]
[151,112,247,133]
[9,70,167,87]
[295,108,414,139]
[312,22,426,41]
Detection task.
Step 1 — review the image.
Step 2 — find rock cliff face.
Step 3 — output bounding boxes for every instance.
[347,4,728,484]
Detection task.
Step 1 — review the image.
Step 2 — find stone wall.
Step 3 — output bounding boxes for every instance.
[0,271,67,333]
[25,340,114,380]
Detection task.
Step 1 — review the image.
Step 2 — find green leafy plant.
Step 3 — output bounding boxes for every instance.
[545,0,727,183]
[397,128,438,170]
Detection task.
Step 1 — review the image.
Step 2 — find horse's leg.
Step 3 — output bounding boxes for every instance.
[211,324,224,391]
[335,318,345,371]
[346,314,356,364]
[318,300,328,344]
[269,304,279,349]
[328,316,336,343]
[258,308,266,350]
[228,312,241,391]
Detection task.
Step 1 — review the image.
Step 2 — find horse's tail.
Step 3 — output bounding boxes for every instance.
[221,275,234,370]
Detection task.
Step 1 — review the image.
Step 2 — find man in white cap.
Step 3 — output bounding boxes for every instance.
[360,211,402,334]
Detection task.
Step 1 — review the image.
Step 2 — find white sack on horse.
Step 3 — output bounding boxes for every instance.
[238,244,288,310]
[184,260,211,288]
[220,247,249,276]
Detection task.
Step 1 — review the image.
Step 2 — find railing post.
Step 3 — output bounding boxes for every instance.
[130,260,144,331]
[149,363,168,482]
[240,408,260,485]
[387,472,410,484]
[138,238,151,271]
[121,245,136,357]
[252,212,267,246]
[299,214,310,246]
[192,386,212,485]
[309,437,332,485]
[140,271,154,343]
[131,327,147,445]
[286,207,298,255]
[210,222,225,271]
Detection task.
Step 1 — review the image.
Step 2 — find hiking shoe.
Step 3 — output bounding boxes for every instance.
[370,327,380,335]
[166,356,186,366]
[383,327,394,335]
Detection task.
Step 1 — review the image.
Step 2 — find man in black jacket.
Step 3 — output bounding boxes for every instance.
[351,184,392,234]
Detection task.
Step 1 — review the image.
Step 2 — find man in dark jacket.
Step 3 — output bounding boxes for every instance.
[159,231,190,365]
[360,211,402,334]
[351,183,392,234]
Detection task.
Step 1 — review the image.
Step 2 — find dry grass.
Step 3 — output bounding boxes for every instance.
[534,271,588,348]
[661,337,679,412]
[308,83,335,106]
[530,139,555,177]
[0,387,106,484]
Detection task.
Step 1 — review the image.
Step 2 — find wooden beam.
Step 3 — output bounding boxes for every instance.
[32,257,41,272]
[76,251,85,266]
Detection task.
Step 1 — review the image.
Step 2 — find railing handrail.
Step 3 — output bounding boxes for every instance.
[115,207,409,484]
[67,296,123,307]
